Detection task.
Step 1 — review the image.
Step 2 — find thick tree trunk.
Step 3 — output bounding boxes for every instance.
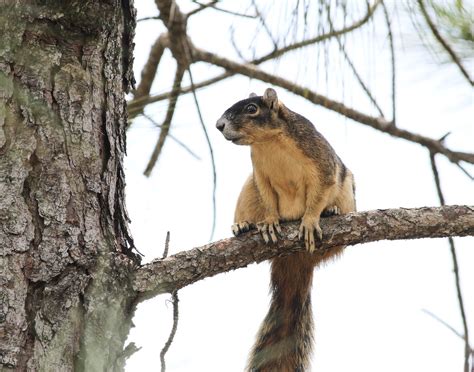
[0,1,139,371]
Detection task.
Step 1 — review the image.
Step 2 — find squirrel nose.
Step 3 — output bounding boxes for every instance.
[216,117,227,132]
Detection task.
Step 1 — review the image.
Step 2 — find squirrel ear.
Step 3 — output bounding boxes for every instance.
[263,88,278,111]
[249,92,257,98]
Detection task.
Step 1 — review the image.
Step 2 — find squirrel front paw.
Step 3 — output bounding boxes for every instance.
[232,221,254,236]
[321,205,340,217]
[256,218,281,244]
[298,217,323,253]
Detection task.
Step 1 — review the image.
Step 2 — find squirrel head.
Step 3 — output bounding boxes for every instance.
[216,88,284,145]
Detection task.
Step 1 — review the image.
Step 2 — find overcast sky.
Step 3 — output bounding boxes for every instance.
[124,1,473,371]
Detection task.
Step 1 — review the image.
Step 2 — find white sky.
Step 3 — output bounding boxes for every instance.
[124,1,474,371]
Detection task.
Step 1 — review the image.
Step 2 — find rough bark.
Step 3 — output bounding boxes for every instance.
[133,206,474,300]
[0,1,139,371]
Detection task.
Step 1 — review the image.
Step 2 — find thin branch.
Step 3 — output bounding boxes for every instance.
[162,231,171,259]
[191,0,257,19]
[456,163,474,181]
[186,0,218,18]
[430,153,446,205]
[430,152,471,372]
[134,35,167,99]
[127,73,227,116]
[127,1,380,113]
[338,40,385,117]
[326,3,385,118]
[129,34,168,121]
[142,113,201,161]
[417,0,473,86]
[192,46,474,166]
[230,26,246,61]
[143,66,185,177]
[251,0,278,50]
[137,16,160,22]
[160,290,179,372]
[381,0,397,125]
[422,309,465,340]
[187,66,217,241]
[261,0,382,63]
[133,206,474,300]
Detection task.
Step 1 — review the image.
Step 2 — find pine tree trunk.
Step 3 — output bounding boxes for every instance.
[0,1,139,371]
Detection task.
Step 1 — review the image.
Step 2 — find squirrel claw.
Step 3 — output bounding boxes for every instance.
[299,220,323,253]
[232,221,252,236]
[257,220,279,244]
[321,205,340,217]
[314,225,323,241]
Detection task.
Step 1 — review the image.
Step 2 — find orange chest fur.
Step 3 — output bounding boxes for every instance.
[251,136,317,219]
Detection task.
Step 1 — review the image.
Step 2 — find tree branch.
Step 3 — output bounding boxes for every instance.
[128,34,168,122]
[127,0,380,114]
[143,65,185,177]
[191,46,474,165]
[133,205,474,301]
[134,35,167,99]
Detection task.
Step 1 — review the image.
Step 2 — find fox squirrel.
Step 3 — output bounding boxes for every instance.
[216,88,356,371]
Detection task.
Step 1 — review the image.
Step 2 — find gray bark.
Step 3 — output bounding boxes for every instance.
[0,1,139,371]
[133,206,474,300]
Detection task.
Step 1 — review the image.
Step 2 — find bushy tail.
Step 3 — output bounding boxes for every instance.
[246,252,318,372]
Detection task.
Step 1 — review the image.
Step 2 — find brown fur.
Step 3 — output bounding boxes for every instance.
[217,88,356,371]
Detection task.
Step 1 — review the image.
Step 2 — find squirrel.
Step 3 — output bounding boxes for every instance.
[216,88,356,371]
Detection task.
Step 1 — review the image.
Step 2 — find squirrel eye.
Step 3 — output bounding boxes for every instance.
[246,104,258,114]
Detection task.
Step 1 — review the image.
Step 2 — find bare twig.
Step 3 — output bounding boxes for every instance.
[127,73,227,116]
[326,3,385,118]
[133,206,474,299]
[186,65,217,240]
[456,163,474,181]
[137,16,160,22]
[127,1,380,114]
[142,113,201,161]
[417,0,473,86]
[254,0,382,63]
[230,25,246,61]
[186,0,218,18]
[190,0,257,19]
[381,0,397,125]
[430,152,471,372]
[252,0,278,49]
[162,231,171,259]
[129,34,168,121]
[160,290,179,372]
[144,66,185,177]
[422,309,465,340]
